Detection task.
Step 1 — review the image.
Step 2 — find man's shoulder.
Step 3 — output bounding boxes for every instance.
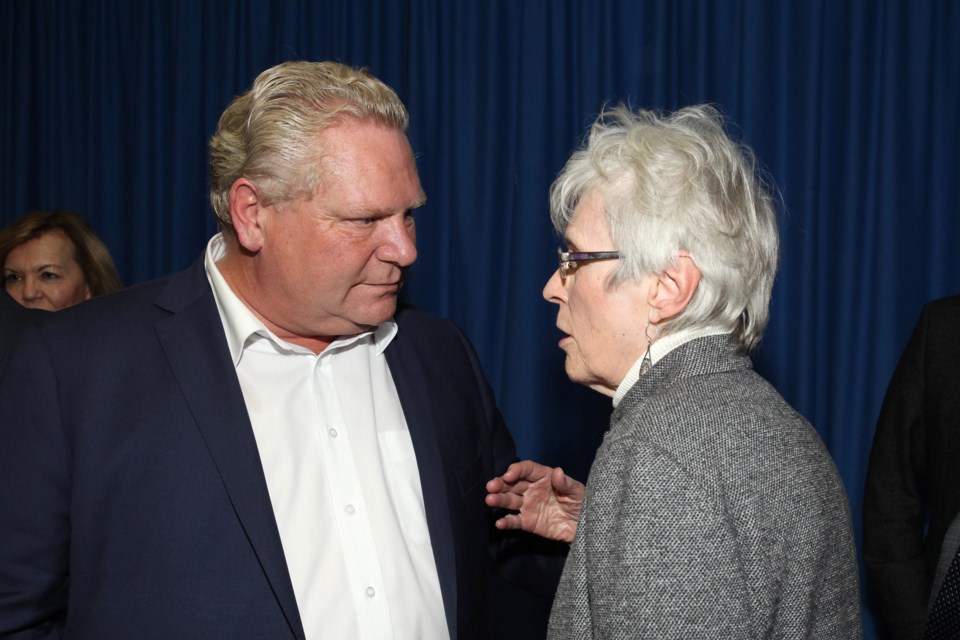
[38,260,210,341]
[915,295,960,358]
[0,292,42,328]
[393,304,464,342]
[389,305,485,374]
[924,294,960,323]
[394,303,444,324]
[0,293,43,362]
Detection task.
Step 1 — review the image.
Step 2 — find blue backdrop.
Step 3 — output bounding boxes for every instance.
[4,2,960,637]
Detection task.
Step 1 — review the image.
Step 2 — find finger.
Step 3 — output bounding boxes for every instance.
[485,477,504,493]
[494,514,523,530]
[485,477,531,495]
[499,461,529,482]
[552,467,579,491]
[552,466,568,488]
[501,459,545,482]
[485,492,523,511]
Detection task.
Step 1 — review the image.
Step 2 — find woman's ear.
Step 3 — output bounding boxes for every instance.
[229,178,267,252]
[648,253,702,324]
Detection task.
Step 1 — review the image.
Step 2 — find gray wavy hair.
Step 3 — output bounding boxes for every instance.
[550,104,780,352]
[209,60,409,228]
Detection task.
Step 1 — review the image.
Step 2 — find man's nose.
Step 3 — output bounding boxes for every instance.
[382,215,418,267]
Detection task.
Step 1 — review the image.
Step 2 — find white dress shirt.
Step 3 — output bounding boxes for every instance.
[204,234,449,640]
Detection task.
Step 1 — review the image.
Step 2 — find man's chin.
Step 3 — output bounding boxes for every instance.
[357,303,399,329]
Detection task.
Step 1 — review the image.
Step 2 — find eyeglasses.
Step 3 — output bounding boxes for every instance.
[557,248,621,282]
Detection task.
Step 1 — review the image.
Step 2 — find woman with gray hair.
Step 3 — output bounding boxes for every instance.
[486,105,861,638]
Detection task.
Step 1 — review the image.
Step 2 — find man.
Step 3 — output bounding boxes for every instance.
[0,61,557,639]
[864,295,960,639]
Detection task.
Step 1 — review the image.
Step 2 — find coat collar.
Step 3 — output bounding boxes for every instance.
[613,333,752,425]
[153,257,307,640]
[384,314,459,639]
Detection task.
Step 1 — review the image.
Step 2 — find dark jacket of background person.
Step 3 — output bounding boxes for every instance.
[864,295,960,639]
[0,259,559,639]
[548,335,862,639]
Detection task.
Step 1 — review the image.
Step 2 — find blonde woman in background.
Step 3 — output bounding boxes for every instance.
[1,210,121,311]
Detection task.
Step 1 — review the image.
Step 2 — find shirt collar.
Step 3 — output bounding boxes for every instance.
[612,324,729,407]
[203,232,397,367]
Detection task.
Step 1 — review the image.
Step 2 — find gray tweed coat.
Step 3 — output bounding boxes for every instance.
[548,335,862,639]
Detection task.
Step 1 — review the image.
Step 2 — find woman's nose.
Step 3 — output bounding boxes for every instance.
[543,269,565,303]
[21,276,42,300]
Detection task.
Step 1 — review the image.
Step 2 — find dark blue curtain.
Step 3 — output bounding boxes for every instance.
[4,2,959,636]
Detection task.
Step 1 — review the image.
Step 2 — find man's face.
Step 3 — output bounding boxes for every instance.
[542,190,653,397]
[238,118,424,342]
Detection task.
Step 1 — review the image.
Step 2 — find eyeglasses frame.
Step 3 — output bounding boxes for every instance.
[557,248,621,281]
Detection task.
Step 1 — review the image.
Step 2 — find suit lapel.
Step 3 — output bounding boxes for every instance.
[153,261,306,640]
[385,327,459,638]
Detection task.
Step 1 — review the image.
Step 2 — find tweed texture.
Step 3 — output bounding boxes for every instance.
[548,335,862,639]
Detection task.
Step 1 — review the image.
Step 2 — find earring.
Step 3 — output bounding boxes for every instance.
[639,322,655,375]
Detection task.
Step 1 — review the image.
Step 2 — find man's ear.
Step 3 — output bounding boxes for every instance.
[229,178,267,252]
[648,253,702,324]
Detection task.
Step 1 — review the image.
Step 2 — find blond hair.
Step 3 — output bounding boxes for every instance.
[0,210,122,296]
[209,61,409,227]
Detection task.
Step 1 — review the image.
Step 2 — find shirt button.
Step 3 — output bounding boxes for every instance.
[328,427,338,438]
[345,504,356,515]
[365,586,376,598]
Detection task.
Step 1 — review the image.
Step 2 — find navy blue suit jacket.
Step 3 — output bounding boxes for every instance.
[0,258,557,639]
[0,290,43,367]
